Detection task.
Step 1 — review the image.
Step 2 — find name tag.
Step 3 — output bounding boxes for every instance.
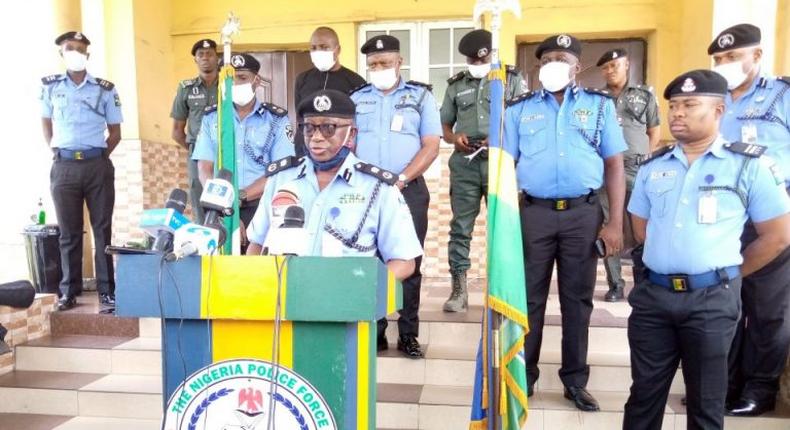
[390,114,404,132]
[698,193,717,224]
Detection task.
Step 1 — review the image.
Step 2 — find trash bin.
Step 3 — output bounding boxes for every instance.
[22,224,62,296]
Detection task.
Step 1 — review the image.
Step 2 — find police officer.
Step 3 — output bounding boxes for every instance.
[623,70,790,430]
[246,89,422,281]
[41,31,123,311]
[293,27,366,157]
[440,29,527,313]
[193,53,294,251]
[504,33,627,411]
[351,35,442,358]
[707,23,790,417]
[171,38,219,222]
[596,48,661,302]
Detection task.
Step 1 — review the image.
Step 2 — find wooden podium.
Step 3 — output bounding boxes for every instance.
[115,254,400,430]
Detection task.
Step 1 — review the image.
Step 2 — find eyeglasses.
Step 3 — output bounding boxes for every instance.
[301,123,351,138]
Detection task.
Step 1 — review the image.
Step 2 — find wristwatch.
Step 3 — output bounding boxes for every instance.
[239,189,248,202]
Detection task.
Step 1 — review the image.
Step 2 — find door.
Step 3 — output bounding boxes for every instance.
[249,51,312,125]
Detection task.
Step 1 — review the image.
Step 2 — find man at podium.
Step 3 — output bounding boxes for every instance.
[245,88,422,284]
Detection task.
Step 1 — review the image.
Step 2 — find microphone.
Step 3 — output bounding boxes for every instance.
[201,169,235,226]
[166,223,227,261]
[263,205,307,256]
[139,189,189,252]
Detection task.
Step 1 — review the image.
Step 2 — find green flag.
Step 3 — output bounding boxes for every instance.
[216,64,240,255]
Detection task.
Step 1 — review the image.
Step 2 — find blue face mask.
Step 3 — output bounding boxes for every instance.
[308,127,352,171]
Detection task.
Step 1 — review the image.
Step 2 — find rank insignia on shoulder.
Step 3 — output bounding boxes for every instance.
[95,78,115,90]
[204,104,217,113]
[640,145,675,165]
[179,78,197,88]
[725,142,767,157]
[777,76,790,86]
[506,91,535,106]
[41,74,63,85]
[635,83,655,94]
[265,156,305,177]
[349,83,371,95]
[406,80,433,92]
[354,162,398,185]
[447,71,465,85]
[259,102,287,117]
[583,87,614,98]
[505,64,517,73]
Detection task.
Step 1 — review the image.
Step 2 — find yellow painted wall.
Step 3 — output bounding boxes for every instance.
[52,0,82,34]
[777,0,789,73]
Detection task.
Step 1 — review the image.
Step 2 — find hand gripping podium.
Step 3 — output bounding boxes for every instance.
[115,254,401,430]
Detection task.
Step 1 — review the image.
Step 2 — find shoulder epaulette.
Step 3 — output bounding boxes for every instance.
[41,74,63,85]
[506,91,536,106]
[633,84,655,94]
[583,87,614,98]
[447,71,465,85]
[349,83,371,95]
[724,142,767,158]
[776,76,790,86]
[204,104,217,113]
[179,78,197,89]
[95,78,115,90]
[505,65,518,74]
[406,80,433,92]
[258,102,287,117]
[353,162,398,185]
[640,145,675,165]
[265,156,305,177]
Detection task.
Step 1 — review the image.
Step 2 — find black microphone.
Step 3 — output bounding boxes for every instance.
[264,206,307,255]
[201,169,235,226]
[151,189,189,252]
[281,205,305,228]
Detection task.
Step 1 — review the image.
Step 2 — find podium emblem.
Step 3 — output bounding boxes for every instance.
[163,359,337,430]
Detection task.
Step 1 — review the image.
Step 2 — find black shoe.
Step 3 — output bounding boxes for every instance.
[564,386,600,412]
[726,398,774,417]
[604,287,624,302]
[396,335,424,359]
[681,396,687,406]
[377,335,388,352]
[99,293,116,306]
[57,295,77,311]
[527,384,534,398]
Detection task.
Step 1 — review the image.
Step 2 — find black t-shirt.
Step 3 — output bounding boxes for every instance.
[293,66,367,156]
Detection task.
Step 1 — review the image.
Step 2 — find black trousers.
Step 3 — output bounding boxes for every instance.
[520,195,602,388]
[50,156,115,297]
[239,199,260,255]
[728,222,790,404]
[378,176,429,338]
[624,278,741,430]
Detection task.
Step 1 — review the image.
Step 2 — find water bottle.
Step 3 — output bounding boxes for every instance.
[37,198,46,225]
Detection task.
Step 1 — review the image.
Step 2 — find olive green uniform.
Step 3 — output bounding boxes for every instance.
[440,66,527,274]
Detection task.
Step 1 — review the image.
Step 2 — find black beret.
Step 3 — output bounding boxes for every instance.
[708,24,761,55]
[220,53,260,74]
[361,35,400,55]
[191,39,217,56]
[535,34,581,59]
[663,69,727,100]
[298,89,356,119]
[459,29,492,59]
[596,48,627,67]
[55,31,90,46]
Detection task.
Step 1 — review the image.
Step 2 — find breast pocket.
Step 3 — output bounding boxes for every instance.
[569,115,601,152]
[393,106,421,137]
[52,96,72,120]
[518,118,547,156]
[704,188,745,223]
[456,92,476,112]
[646,176,677,218]
[355,105,377,133]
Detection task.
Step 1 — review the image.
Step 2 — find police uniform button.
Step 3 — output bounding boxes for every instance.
[682,198,689,205]
[559,152,565,157]
[675,223,682,228]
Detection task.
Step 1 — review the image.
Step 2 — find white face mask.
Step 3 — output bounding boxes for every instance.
[369,68,399,90]
[538,61,572,92]
[713,61,748,90]
[467,63,491,79]
[232,83,256,106]
[62,50,88,72]
[310,50,336,72]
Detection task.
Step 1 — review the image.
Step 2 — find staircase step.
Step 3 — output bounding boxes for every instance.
[15,335,161,375]
[0,413,72,430]
[0,370,162,420]
[376,384,790,430]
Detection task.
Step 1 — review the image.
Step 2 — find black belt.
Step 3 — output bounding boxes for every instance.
[647,266,739,292]
[521,191,597,211]
[56,148,104,160]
